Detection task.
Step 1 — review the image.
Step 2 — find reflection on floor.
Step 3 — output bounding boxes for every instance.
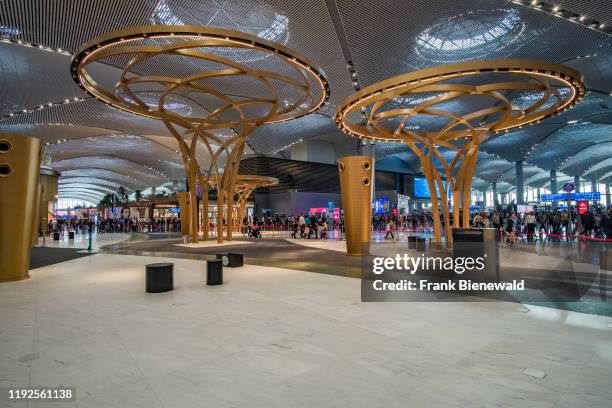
[103,232,611,316]
[29,233,132,269]
[174,240,253,248]
[2,254,611,407]
[104,234,363,278]
[36,232,131,251]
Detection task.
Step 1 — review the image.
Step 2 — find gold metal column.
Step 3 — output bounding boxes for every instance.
[178,192,191,237]
[210,175,278,239]
[33,166,59,244]
[338,156,373,256]
[0,133,41,282]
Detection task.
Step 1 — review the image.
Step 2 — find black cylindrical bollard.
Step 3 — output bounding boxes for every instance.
[145,263,174,293]
[207,259,223,285]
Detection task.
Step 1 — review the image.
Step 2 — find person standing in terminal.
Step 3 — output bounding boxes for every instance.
[524,211,536,242]
[581,210,595,237]
[505,213,518,246]
[602,207,612,239]
[491,211,500,229]
[384,220,394,240]
[482,212,490,228]
[473,212,483,227]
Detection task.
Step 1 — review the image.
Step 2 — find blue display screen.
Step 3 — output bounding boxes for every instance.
[373,198,389,214]
[541,192,600,201]
[414,177,448,199]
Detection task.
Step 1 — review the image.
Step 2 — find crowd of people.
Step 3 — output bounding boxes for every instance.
[47,217,182,235]
[46,205,612,245]
[243,214,342,240]
[472,207,612,244]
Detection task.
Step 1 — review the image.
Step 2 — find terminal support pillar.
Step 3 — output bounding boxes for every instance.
[34,167,59,246]
[0,133,41,282]
[178,192,191,239]
[550,170,557,209]
[591,179,598,193]
[606,183,611,207]
[492,182,498,207]
[574,176,580,192]
[515,161,524,205]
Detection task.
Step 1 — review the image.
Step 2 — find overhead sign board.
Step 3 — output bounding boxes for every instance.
[541,192,600,202]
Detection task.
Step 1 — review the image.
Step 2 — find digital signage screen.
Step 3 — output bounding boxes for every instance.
[414,177,449,199]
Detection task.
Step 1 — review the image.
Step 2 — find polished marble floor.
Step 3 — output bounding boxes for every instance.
[1,253,611,407]
[36,232,131,251]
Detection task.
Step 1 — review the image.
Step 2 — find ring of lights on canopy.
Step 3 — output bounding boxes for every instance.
[336,59,585,141]
[335,59,585,244]
[71,25,329,244]
[70,25,329,126]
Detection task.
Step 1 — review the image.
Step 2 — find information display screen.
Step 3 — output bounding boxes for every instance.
[373,198,389,214]
[541,192,600,201]
[414,177,449,199]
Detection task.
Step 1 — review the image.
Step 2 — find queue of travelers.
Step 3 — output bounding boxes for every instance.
[46,205,612,246]
[472,206,612,245]
[47,216,182,235]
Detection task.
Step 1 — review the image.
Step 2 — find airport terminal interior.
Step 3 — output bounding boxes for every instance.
[1,0,612,407]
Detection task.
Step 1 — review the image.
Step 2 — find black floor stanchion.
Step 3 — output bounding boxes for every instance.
[416,237,427,252]
[69,231,75,240]
[145,263,174,293]
[53,232,60,241]
[408,236,417,249]
[207,259,223,285]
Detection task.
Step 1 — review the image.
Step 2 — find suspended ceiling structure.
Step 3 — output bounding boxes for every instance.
[0,0,611,204]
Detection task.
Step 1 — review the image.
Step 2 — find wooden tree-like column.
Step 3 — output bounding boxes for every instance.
[234,176,279,229]
[71,25,329,243]
[210,175,278,236]
[336,60,585,244]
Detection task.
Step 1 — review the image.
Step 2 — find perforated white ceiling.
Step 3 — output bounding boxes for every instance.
[0,0,611,202]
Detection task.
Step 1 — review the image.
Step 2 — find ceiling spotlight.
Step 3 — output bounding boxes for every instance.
[579,15,587,22]
[552,5,560,12]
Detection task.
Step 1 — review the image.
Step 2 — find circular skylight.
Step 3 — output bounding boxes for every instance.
[416,9,523,62]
